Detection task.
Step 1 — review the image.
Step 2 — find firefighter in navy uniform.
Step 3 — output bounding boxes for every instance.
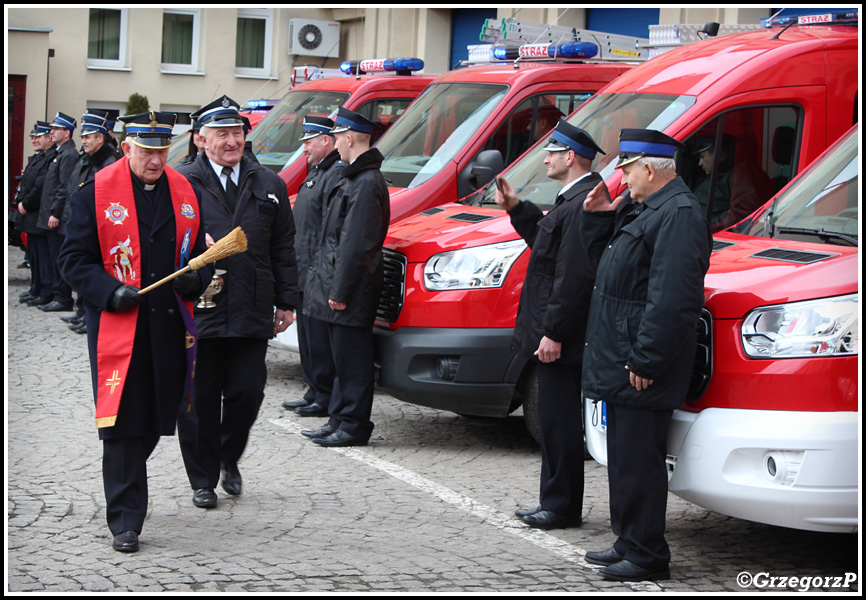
[580,129,711,582]
[303,107,389,447]
[281,117,344,422]
[59,111,211,553]
[16,121,56,307]
[496,121,604,530]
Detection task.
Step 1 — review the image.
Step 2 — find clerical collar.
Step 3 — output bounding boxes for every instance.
[144,183,156,192]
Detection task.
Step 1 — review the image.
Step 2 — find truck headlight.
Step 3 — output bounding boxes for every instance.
[423,240,526,290]
[741,294,858,358]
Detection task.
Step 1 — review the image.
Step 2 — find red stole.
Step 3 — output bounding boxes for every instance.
[92,157,200,428]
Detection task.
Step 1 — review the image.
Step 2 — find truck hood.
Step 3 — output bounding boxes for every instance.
[385,203,518,263]
[706,233,858,319]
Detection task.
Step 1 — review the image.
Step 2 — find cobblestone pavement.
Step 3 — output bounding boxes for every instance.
[6,248,861,593]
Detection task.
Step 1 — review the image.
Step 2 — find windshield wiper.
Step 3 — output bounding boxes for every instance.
[773,226,858,247]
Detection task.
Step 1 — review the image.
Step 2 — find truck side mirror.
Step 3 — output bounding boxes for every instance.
[459,149,505,198]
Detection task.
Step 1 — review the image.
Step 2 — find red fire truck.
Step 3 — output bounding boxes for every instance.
[374,13,859,532]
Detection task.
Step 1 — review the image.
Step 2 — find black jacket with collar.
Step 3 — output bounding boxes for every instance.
[178,152,299,340]
[36,139,78,232]
[304,147,389,328]
[15,148,55,234]
[508,172,602,364]
[60,142,122,235]
[580,176,711,410]
[293,149,345,294]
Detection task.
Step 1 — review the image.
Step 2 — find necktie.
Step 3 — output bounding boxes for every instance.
[222,166,237,210]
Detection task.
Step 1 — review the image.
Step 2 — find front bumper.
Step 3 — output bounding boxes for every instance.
[373,326,523,417]
[667,407,859,533]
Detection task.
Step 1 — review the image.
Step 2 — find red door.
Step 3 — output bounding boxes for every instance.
[8,75,27,207]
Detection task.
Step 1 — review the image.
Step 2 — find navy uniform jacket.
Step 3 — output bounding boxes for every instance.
[58,167,211,440]
[304,148,389,328]
[294,149,344,294]
[581,176,711,411]
[508,172,602,365]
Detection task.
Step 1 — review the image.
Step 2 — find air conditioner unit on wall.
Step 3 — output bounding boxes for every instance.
[289,19,340,58]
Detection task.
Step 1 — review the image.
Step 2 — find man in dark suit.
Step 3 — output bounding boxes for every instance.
[495,120,604,530]
[59,111,211,553]
[175,96,298,509]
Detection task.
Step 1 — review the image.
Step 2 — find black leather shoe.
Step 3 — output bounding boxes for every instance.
[294,402,328,417]
[26,295,52,307]
[192,488,218,508]
[600,559,670,582]
[112,530,140,553]
[521,510,581,530]
[301,424,335,439]
[61,314,83,324]
[221,463,242,496]
[19,292,35,303]
[515,505,542,518]
[585,546,624,566]
[312,429,368,447]
[71,322,87,334]
[282,398,313,410]
[40,300,74,312]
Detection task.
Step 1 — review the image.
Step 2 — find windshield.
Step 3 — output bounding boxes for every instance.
[377,83,509,188]
[166,132,192,168]
[743,129,858,246]
[469,93,696,210]
[247,89,349,172]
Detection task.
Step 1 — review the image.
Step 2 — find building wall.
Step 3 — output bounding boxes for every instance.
[7,6,771,164]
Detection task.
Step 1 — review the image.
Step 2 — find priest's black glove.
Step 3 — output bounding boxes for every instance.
[110,285,145,312]
[173,270,201,299]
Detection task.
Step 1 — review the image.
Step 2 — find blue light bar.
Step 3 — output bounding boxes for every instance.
[493,45,520,60]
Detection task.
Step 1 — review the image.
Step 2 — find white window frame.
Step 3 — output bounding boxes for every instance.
[160,8,202,75]
[86,8,129,71]
[235,8,273,79]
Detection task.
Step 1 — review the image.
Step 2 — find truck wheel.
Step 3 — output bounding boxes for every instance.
[515,364,541,444]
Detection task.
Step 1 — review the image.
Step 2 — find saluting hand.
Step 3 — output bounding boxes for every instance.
[494,176,519,212]
[583,181,626,213]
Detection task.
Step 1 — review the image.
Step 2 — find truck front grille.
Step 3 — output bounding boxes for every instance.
[687,307,712,402]
[377,249,407,323]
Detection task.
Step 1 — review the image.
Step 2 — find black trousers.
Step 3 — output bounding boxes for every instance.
[536,361,584,518]
[325,322,374,441]
[46,230,72,304]
[177,337,268,489]
[607,403,673,570]
[102,433,160,535]
[297,295,335,406]
[28,232,53,298]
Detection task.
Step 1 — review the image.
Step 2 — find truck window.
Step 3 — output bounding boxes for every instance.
[247,89,349,172]
[354,98,414,145]
[471,92,695,211]
[742,129,857,246]
[483,92,594,166]
[377,83,509,189]
[681,106,801,232]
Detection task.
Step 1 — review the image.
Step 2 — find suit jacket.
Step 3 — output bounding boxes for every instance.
[177,153,299,339]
